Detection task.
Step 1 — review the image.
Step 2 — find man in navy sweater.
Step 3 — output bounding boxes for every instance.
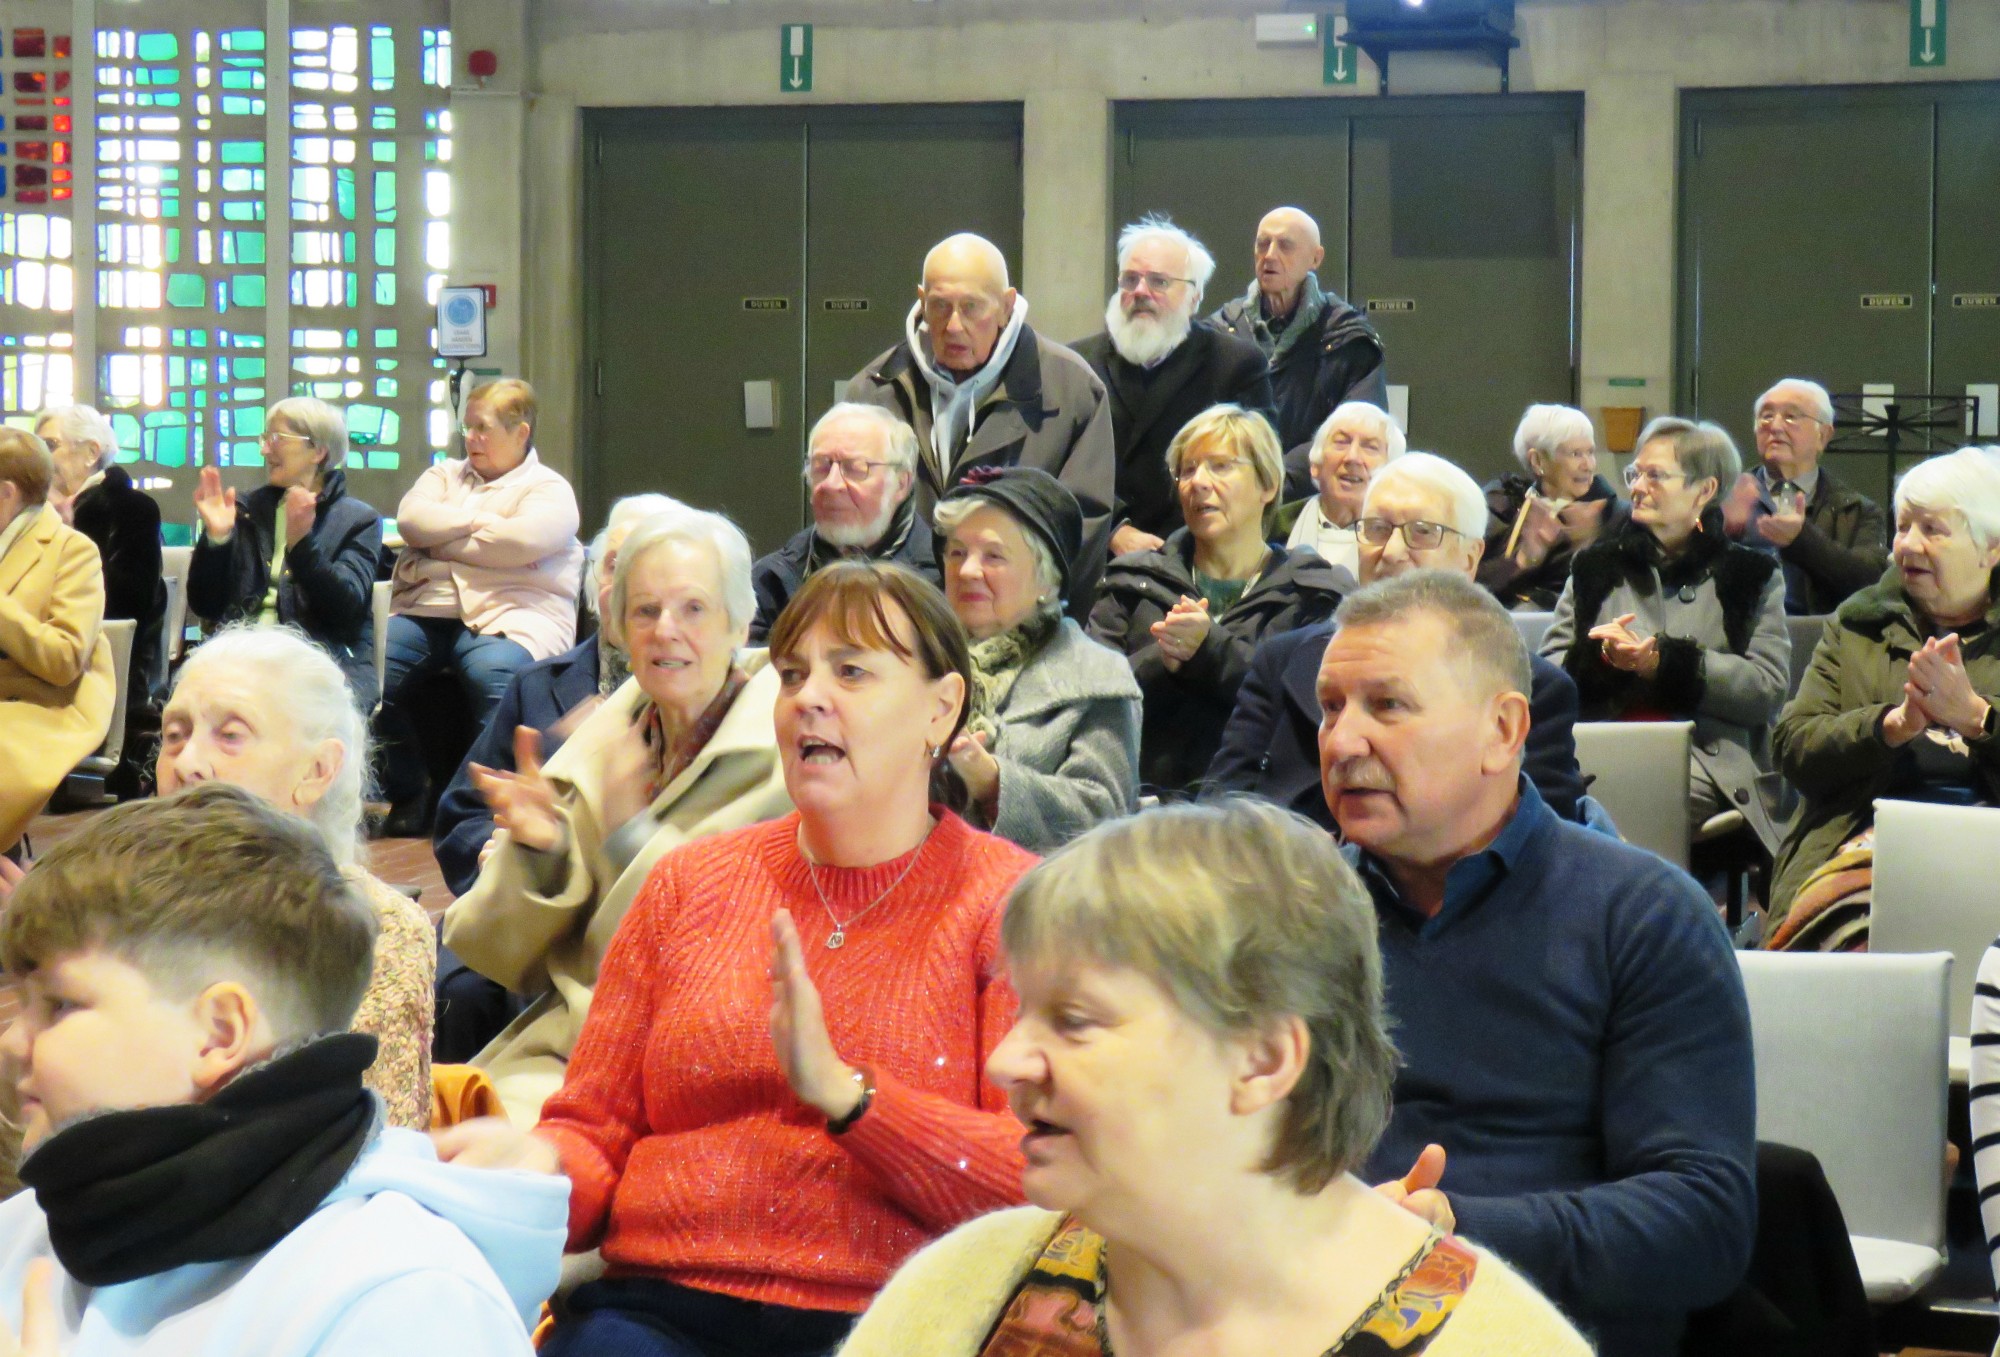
[1324,569,1756,1357]
[1206,451,1585,821]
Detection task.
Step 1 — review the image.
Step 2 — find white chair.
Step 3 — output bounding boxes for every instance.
[1571,721,1693,870]
[1737,950,1951,1305]
[371,580,390,714]
[161,544,193,664]
[60,619,137,803]
[1871,799,2000,1083]
[1785,613,1830,697]
[1511,609,1554,656]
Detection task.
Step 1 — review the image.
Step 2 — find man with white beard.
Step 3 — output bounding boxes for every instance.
[1072,216,1275,557]
[746,402,941,641]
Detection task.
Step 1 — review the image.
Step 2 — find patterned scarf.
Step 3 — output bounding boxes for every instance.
[965,599,1061,745]
[637,667,749,801]
[979,1215,1480,1357]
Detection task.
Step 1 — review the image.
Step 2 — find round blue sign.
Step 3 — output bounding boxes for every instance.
[445,295,478,326]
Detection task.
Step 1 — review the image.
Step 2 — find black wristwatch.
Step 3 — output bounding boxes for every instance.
[827,1066,876,1136]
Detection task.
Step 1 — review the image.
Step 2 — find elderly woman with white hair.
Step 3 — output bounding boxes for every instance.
[36,403,166,706]
[187,395,384,708]
[1278,400,1404,576]
[1090,404,1346,794]
[156,623,435,1128]
[1765,445,2000,949]
[1541,416,1791,858]
[934,467,1139,852]
[442,507,792,1126]
[1478,403,1623,611]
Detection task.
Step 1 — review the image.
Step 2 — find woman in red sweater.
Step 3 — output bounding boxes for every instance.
[437,560,1035,1356]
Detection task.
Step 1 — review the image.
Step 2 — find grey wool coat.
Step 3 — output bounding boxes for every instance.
[1542,516,1792,854]
[977,617,1141,854]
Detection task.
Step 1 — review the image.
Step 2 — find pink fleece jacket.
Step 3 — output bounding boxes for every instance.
[391,448,585,661]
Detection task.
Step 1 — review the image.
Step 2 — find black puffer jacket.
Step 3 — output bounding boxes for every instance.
[186,468,383,708]
[1211,284,1387,464]
[1087,530,1350,793]
[1477,472,1627,612]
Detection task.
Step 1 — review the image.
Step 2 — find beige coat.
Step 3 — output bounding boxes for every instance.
[0,508,115,853]
[444,656,791,1125]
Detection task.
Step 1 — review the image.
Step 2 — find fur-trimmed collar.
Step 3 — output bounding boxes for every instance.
[1570,511,1778,656]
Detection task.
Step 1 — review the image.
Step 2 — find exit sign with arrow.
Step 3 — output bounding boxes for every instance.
[1911,0,1945,67]
[1323,14,1356,86]
[781,24,813,93]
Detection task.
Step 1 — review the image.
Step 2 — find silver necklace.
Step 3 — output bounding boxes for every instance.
[803,825,935,949]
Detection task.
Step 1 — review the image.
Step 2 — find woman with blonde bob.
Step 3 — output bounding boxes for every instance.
[1089,405,1345,793]
[841,799,1590,1357]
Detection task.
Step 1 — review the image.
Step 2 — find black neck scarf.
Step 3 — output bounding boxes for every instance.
[19,1032,379,1287]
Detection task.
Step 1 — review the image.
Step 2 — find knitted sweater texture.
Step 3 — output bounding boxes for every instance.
[538,811,1035,1313]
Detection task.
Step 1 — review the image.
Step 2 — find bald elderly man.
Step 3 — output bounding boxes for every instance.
[1211,207,1386,462]
[847,232,1116,601]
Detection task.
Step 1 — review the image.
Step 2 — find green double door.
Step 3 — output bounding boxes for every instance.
[1679,84,2000,506]
[584,105,1023,552]
[1113,95,1581,483]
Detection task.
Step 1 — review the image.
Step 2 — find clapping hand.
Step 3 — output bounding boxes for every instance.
[281,485,318,544]
[1513,493,1564,568]
[1721,473,1763,539]
[1755,490,1808,548]
[1557,495,1609,547]
[768,910,862,1121]
[468,726,563,854]
[947,730,1000,812]
[1907,634,1989,736]
[430,1118,562,1175]
[1375,1143,1455,1234]
[1588,613,1660,679]
[0,1260,58,1357]
[1151,595,1213,671]
[192,466,238,542]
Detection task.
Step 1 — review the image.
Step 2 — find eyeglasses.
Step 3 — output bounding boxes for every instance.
[921,297,995,326]
[807,456,893,486]
[1355,517,1467,551]
[261,430,314,447]
[459,419,515,439]
[1755,408,1824,429]
[1117,270,1194,295]
[1175,455,1254,484]
[1622,465,1686,491]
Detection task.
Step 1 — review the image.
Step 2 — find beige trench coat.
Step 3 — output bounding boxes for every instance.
[0,508,115,853]
[443,654,791,1126]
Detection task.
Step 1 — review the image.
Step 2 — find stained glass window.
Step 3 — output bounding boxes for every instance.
[0,1,448,539]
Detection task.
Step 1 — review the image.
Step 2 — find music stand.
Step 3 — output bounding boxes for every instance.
[1826,392,1979,509]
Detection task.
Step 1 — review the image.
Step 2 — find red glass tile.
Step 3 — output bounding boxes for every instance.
[16,141,46,162]
[50,141,67,164]
[12,72,46,94]
[17,116,47,132]
[52,35,71,59]
[51,186,70,200]
[50,167,70,183]
[52,115,70,133]
[52,72,69,92]
[12,29,46,59]
[18,189,47,204]
[15,165,46,186]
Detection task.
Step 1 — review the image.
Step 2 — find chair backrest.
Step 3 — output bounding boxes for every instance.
[1571,721,1692,869]
[1512,610,1554,656]
[95,618,137,766]
[371,580,390,705]
[1872,799,2000,1042]
[1736,950,1950,1250]
[161,545,193,663]
[1786,613,1830,697]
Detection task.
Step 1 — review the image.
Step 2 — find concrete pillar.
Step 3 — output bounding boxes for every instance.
[1022,90,1113,344]
[1577,74,1678,430]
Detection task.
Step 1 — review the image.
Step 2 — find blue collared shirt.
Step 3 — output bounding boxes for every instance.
[1348,774,1552,940]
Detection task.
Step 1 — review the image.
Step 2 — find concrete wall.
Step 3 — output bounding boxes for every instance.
[450,0,2000,485]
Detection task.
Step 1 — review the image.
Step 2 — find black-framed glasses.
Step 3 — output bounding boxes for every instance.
[1117,269,1194,295]
[807,456,892,486]
[1355,518,1466,551]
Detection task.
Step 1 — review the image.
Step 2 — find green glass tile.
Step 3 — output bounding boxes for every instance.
[189,330,208,346]
[165,229,181,263]
[168,392,187,409]
[335,169,356,220]
[168,358,186,385]
[375,358,397,371]
[231,388,261,402]
[222,201,259,221]
[151,93,181,107]
[151,424,189,468]
[193,391,207,408]
[371,140,395,164]
[371,34,395,86]
[374,274,395,305]
[375,378,398,398]
[346,274,358,307]
[231,407,262,437]
[365,451,399,471]
[372,328,396,347]
[232,231,264,264]
[373,227,395,267]
[140,69,180,87]
[170,329,189,345]
[223,31,265,52]
[372,109,396,130]
[231,275,265,307]
[164,273,203,307]
[221,71,259,90]
[220,141,262,165]
[345,329,359,346]
[220,169,258,192]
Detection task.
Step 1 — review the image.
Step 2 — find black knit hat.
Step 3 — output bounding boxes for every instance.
[936,466,1083,602]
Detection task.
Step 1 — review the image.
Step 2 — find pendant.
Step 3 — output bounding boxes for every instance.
[825,930,845,950]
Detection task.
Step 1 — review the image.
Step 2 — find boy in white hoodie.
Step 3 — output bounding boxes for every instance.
[0,783,568,1355]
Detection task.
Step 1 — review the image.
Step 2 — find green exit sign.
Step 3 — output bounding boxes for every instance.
[1323,15,1356,86]
[781,24,812,93]
[1911,0,1946,66]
